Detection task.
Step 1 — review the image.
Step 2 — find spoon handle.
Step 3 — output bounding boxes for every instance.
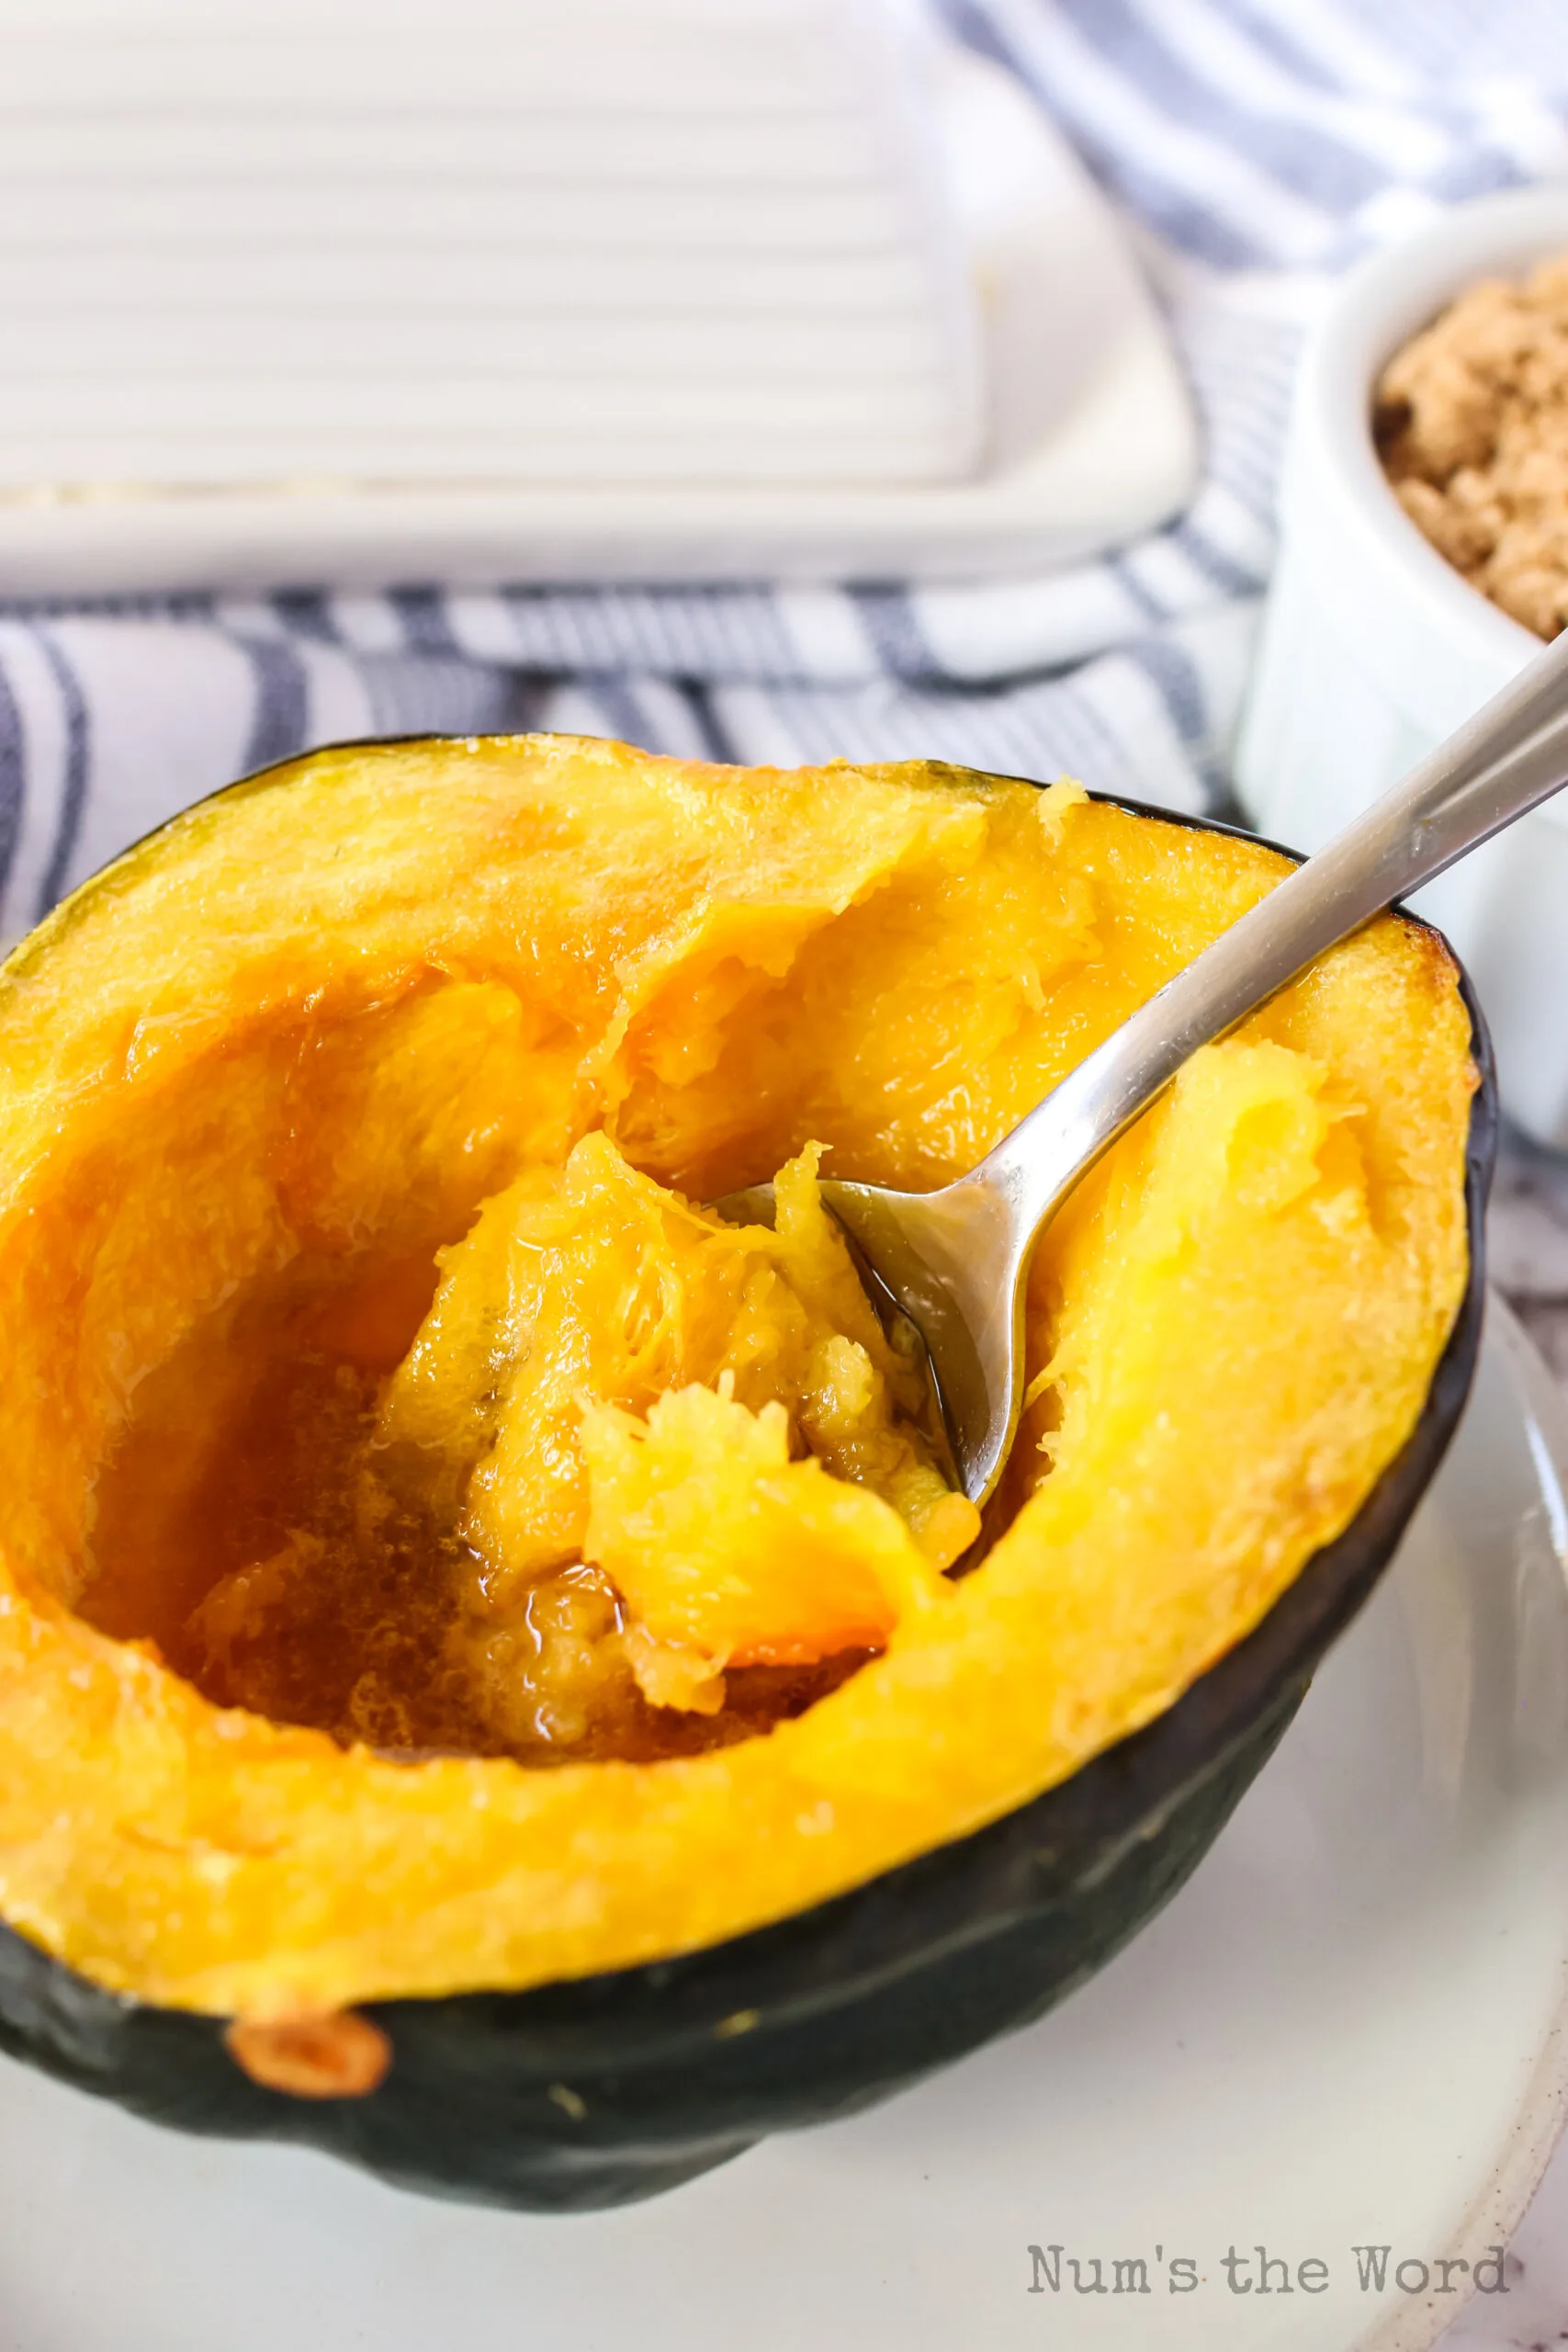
[982,622,1568,1235]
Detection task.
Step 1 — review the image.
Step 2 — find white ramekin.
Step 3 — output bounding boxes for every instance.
[1234,186,1568,1150]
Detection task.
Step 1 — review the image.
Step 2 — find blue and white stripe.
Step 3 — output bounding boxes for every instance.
[2,0,1567,941]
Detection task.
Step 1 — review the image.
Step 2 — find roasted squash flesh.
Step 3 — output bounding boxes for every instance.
[0,739,1474,2019]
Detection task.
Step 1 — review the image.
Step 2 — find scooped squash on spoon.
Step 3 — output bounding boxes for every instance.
[0,736,1483,2205]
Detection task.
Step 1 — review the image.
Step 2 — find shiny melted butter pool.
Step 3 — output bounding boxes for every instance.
[83,1133,976,1765]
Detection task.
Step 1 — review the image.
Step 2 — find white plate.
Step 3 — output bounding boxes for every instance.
[1,1299,1563,2352]
[0,51,1198,594]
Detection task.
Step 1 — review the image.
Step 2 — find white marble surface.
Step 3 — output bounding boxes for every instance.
[1440,1129,1568,2351]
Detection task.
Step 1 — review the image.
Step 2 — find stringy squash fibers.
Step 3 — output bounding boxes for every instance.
[0,738,1474,2020]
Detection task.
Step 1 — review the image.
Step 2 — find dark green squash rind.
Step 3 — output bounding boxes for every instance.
[0,776,1496,2211]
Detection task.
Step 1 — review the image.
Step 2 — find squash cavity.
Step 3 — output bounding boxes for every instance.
[0,738,1474,2016]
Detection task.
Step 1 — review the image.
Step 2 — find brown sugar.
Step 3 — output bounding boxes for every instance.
[1374,253,1568,640]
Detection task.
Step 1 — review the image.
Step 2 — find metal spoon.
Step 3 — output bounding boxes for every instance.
[716,623,1568,1509]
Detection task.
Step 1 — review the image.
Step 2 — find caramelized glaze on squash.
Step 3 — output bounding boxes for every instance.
[85,1128,959,1758]
[0,739,1474,2018]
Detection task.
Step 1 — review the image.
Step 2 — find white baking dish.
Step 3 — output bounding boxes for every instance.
[0,8,1194,593]
[1234,186,1568,1151]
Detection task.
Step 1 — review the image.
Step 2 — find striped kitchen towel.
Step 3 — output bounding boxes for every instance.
[4,0,1568,945]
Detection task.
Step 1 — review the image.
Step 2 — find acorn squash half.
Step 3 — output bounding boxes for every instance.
[0,737,1491,2209]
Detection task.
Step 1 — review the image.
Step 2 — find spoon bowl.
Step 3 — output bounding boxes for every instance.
[712,1171,1021,1505]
